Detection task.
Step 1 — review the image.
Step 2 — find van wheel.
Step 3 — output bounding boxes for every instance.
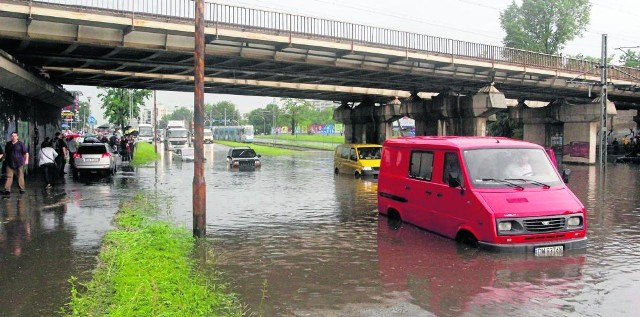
[456,230,479,248]
[354,171,361,178]
[334,167,339,175]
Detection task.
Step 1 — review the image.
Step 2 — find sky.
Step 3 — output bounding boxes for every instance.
[67,0,640,124]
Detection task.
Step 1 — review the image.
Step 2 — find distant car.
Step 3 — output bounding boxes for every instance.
[226,147,261,169]
[72,143,117,178]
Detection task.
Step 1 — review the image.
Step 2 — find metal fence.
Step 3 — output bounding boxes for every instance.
[9,0,640,82]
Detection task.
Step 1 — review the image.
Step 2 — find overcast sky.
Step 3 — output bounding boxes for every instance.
[68,0,640,124]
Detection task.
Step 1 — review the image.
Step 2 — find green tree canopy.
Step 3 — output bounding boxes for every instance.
[205,101,241,126]
[75,100,92,131]
[500,0,591,55]
[280,98,313,135]
[618,50,639,68]
[98,88,152,130]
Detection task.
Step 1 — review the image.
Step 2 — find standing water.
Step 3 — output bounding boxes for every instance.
[1,144,639,316]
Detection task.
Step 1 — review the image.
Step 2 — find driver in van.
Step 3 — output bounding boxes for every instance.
[506,153,533,177]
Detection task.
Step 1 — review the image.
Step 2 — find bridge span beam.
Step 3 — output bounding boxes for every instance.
[334,86,508,144]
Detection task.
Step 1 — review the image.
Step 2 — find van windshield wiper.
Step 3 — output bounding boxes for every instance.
[480,178,524,190]
[504,178,550,189]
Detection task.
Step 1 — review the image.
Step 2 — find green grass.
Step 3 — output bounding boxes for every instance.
[255,133,344,143]
[131,142,160,166]
[215,140,297,156]
[64,194,244,317]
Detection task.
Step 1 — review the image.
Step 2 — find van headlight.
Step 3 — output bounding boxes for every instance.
[567,216,582,227]
[498,221,512,232]
[363,166,372,171]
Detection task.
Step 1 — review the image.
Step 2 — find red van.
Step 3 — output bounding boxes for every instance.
[377,136,587,255]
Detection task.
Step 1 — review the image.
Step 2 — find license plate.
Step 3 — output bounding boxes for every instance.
[85,158,99,162]
[534,245,564,257]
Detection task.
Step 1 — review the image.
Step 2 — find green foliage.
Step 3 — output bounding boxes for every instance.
[75,101,91,131]
[205,101,242,126]
[64,194,244,317]
[487,111,523,139]
[618,50,640,68]
[131,142,159,166]
[500,0,591,54]
[255,133,344,143]
[98,88,152,131]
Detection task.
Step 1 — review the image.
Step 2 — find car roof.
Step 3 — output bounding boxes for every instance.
[383,136,542,150]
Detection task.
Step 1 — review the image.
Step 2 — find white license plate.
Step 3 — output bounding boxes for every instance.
[85,158,99,162]
[534,245,564,257]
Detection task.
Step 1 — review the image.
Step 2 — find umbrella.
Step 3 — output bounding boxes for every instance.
[97,123,110,129]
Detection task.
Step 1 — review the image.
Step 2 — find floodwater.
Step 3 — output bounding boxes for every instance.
[1,144,640,316]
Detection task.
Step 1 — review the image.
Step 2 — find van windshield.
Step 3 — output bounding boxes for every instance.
[463,148,563,188]
[357,147,382,160]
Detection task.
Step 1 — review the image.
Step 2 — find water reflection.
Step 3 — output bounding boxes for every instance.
[1,197,31,257]
[377,217,585,316]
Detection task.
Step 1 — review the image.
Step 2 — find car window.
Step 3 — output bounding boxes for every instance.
[78,145,107,154]
[231,149,256,158]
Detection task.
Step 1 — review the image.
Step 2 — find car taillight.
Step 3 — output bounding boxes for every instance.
[102,153,111,158]
[73,153,81,158]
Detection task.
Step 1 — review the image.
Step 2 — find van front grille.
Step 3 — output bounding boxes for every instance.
[523,217,566,232]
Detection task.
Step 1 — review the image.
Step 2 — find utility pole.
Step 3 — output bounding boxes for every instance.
[598,34,608,172]
[193,0,206,237]
[153,90,157,153]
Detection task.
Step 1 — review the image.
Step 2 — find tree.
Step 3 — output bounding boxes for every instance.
[618,50,639,68]
[205,101,241,126]
[500,0,591,55]
[281,98,312,135]
[98,88,152,131]
[75,100,91,131]
[487,111,522,139]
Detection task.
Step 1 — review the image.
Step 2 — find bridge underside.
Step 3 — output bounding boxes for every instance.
[0,1,639,108]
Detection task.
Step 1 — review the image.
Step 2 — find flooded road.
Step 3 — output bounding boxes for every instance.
[1,144,640,316]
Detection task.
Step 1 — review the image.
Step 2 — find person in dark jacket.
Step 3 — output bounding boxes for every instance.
[3,132,29,195]
[53,132,67,177]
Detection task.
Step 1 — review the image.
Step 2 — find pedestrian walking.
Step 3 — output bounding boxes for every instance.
[53,132,67,177]
[38,138,58,189]
[66,135,78,170]
[3,132,29,196]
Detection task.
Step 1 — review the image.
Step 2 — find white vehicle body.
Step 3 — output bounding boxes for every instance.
[165,128,189,151]
[138,124,154,143]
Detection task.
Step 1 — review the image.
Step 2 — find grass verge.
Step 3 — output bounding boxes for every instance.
[215,140,297,156]
[63,194,244,317]
[131,142,159,166]
[254,133,343,143]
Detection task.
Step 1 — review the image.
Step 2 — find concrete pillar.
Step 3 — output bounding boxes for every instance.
[520,99,617,164]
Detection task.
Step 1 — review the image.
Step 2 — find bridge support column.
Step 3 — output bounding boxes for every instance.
[412,85,507,136]
[519,99,617,164]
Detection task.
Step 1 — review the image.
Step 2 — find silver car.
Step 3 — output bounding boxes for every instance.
[72,143,117,178]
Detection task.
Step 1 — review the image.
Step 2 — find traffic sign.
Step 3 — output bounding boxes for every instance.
[88,115,96,124]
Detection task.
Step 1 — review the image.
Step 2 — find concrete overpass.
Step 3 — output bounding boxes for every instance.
[1,0,639,163]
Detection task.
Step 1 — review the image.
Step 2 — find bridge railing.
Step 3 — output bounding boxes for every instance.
[13,0,640,82]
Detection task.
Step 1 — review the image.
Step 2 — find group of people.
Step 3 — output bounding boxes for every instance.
[0,131,76,195]
[38,132,73,189]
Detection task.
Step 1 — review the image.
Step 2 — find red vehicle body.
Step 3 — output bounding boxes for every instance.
[377,217,586,315]
[377,136,587,255]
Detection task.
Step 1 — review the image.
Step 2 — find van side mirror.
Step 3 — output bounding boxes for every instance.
[562,169,571,183]
[448,173,460,188]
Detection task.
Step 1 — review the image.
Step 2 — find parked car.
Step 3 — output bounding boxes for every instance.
[72,143,117,178]
[226,147,261,169]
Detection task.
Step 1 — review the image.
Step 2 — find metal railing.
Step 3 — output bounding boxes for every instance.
[8,0,640,82]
